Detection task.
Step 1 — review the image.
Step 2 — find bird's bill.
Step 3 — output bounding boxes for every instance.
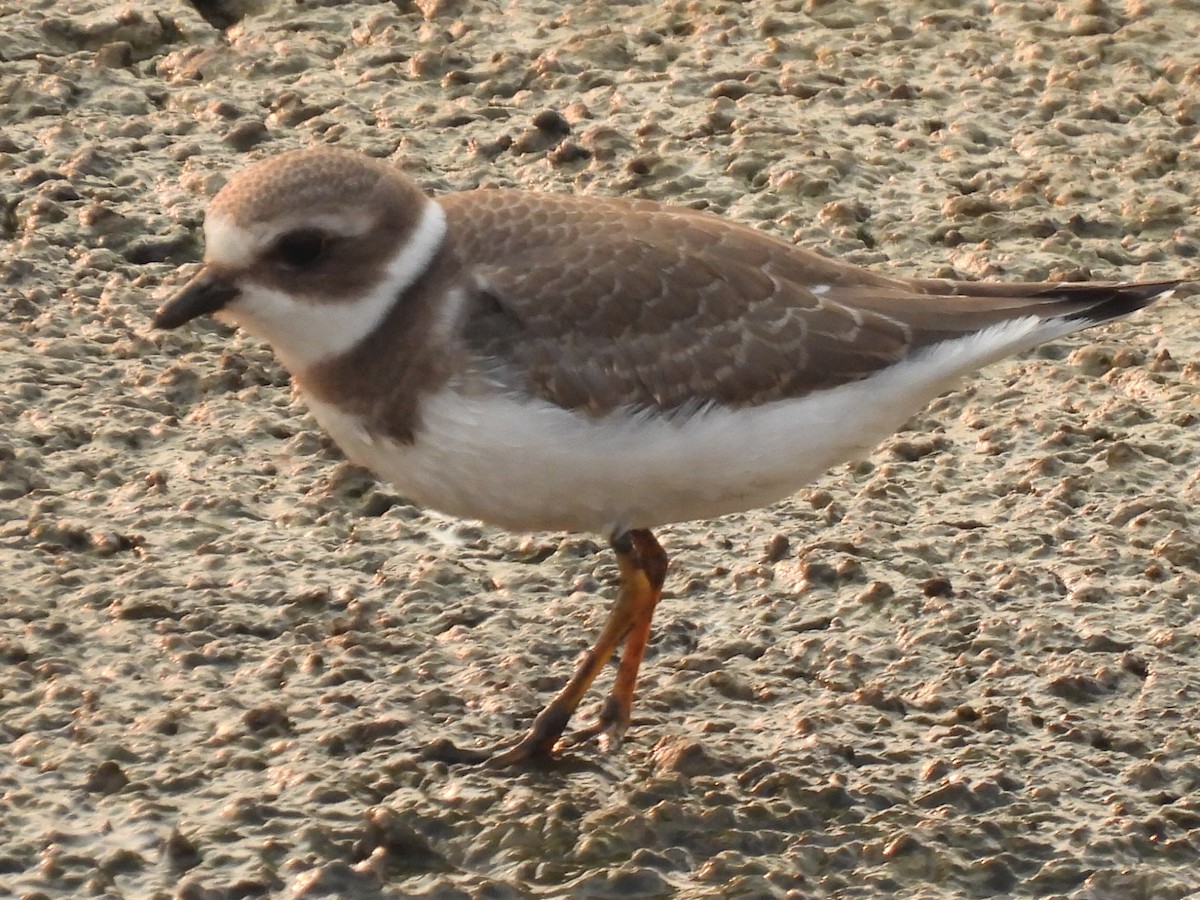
[153,269,240,329]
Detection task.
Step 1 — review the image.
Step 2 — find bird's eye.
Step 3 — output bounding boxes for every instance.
[271,228,328,270]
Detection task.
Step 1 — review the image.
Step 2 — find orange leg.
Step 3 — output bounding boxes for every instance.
[489,529,668,766]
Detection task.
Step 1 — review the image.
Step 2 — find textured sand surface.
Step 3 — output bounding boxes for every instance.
[1,1,1198,897]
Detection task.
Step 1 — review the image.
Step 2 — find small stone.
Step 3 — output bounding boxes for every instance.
[531,108,570,134]
[709,80,750,100]
[468,133,513,159]
[921,577,953,598]
[84,760,129,794]
[242,704,291,736]
[99,847,145,876]
[547,140,590,166]
[355,806,446,866]
[111,595,177,620]
[223,120,270,151]
[798,559,837,586]
[1153,530,1200,568]
[761,533,790,563]
[919,758,951,781]
[855,581,894,605]
[975,855,1018,892]
[94,41,133,68]
[1047,673,1111,701]
[650,736,733,777]
[941,194,998,218]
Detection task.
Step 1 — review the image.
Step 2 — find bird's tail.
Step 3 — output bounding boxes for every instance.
[1039,280,1179,326]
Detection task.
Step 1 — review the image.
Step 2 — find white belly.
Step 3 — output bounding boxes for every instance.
[301,317,1060,535]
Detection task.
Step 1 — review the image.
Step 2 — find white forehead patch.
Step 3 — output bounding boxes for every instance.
[204,212,258,269]
[219,200,448,372]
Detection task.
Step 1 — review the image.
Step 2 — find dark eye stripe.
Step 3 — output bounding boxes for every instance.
[271,228,328,269]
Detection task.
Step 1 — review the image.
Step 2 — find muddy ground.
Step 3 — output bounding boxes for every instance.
[1,1,1198,897]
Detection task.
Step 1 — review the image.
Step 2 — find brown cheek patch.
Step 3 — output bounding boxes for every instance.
[249,233,392,302]
[295,241,466,444]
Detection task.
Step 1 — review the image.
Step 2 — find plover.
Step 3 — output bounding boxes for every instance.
[153,146,1177,765]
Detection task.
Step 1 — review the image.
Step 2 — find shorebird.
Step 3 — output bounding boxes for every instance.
[153,146,1176,765]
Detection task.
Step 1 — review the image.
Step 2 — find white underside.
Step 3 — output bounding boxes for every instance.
[301,316,1080,535]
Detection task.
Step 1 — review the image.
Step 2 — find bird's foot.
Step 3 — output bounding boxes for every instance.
[486,695,631,767]
[559,694,629,753]
[485,703,572,768]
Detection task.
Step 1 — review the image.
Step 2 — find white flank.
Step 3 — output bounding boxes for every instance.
[212,202,448,372]
[302,315,1081,535]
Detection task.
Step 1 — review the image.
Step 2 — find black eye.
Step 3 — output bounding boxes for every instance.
[270,228,328,270]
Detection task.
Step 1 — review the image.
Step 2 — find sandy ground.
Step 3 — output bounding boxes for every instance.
[2,0,1199,897]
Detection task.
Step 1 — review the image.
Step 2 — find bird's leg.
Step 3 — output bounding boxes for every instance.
[488,528,668,766]
[564,530,667,751]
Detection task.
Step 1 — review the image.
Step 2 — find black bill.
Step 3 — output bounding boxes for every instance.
[153,271,240,329]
